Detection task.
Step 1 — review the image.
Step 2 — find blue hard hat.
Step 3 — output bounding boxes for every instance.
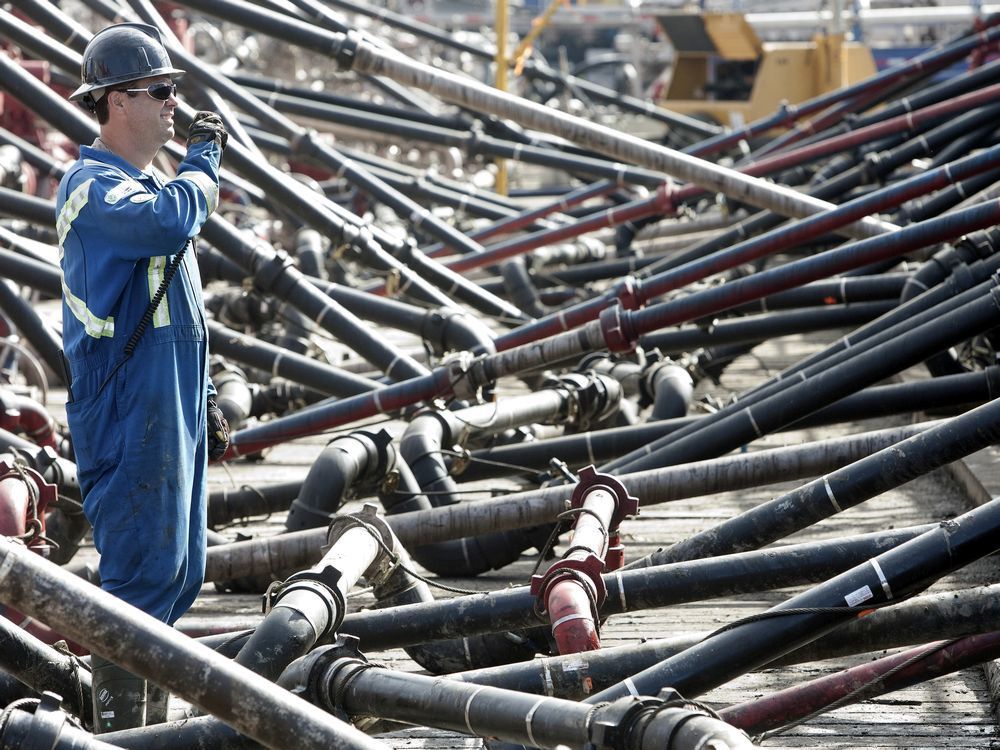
[69,23,185,108]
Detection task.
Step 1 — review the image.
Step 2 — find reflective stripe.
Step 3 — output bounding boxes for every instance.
[147,256,171,328]
[171,171,218,214]
[57,178,94,247]
[59,177,116,339]
[61,279,114,339]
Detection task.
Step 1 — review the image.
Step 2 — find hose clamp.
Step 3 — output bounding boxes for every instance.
[325,504,400,588]
[251,248,295,296]
[21,692,67,750]
[530,553,607,618]
[280,635,366,718]
[588,696,663,750]
[444,351,485,403]
[571,466,639,531]
[598,305,637,353]
[333,30,361,71]
[264,570,346,639]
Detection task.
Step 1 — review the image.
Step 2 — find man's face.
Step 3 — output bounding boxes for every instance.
[115,75,177,148]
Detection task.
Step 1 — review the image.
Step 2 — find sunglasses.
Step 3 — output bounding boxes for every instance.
[116,82,177,101]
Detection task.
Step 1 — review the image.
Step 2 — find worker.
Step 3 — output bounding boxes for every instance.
[57,22,230,732]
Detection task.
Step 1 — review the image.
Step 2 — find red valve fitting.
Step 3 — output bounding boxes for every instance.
[598,305,638,353]
[0,459,56,554]
[531,466,639,654]
[0,459,82,652]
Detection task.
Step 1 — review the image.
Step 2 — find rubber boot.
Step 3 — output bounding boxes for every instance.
[146,682,170,725]
[90,654,147,733]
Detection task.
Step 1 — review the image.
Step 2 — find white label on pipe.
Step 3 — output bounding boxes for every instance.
[845,585,874,607]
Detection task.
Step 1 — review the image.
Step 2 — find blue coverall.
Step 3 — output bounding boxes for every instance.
[57,139,221,624]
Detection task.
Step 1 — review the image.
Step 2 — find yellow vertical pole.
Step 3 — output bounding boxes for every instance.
[495,0,509,196]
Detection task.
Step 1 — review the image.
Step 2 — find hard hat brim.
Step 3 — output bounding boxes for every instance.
[68,67,186,102]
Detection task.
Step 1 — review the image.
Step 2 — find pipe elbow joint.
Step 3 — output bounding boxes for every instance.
[531,565,604,654]
[421,308,497,356]
[0,458,57,556]
[251,246,297,297]
[211,362,253,431]
[639,358,694,420]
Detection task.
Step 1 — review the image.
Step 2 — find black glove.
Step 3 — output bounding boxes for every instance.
[206,398,231,461]
[187,111,228,151]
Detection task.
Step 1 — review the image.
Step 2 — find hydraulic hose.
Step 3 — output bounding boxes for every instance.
[607,278,1000,472]
[465,367,1000,481]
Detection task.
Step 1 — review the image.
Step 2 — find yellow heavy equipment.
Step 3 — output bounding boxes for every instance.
[653,12,877,127]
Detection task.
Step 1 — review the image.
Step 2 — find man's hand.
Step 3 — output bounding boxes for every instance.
[207,398,231,461]
[187,111,228,151]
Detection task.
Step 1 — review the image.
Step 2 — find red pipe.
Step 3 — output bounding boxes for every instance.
[425,180,620,259]
[0,460,83,652]
[546,576,601,654]
[742,81,1000,177]
[720,631,1000,736]
[0,391,59,449]
[441,183,674,274]
[0,473,30,539]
